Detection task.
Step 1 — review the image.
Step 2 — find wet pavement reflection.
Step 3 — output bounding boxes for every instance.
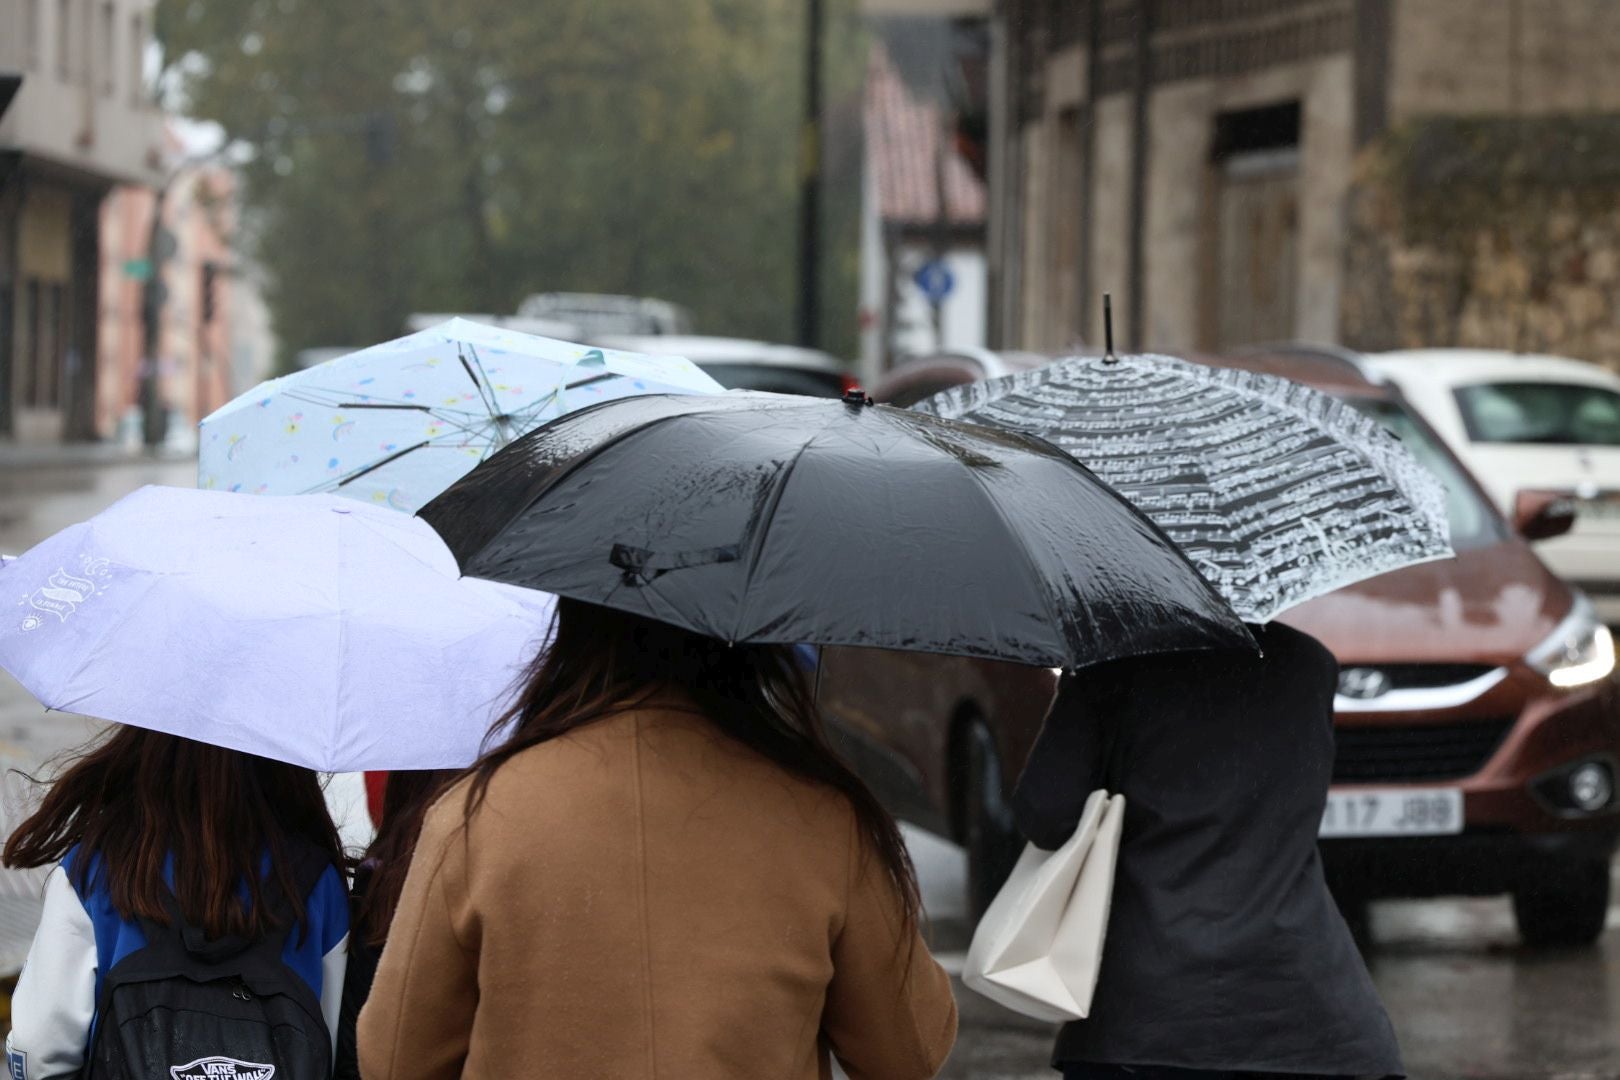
[911,821,1620,1079]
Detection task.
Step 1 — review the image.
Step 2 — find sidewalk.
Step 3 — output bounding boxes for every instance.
[0,440,192,473]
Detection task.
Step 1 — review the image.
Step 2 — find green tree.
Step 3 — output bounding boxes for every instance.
[155,0,865,369]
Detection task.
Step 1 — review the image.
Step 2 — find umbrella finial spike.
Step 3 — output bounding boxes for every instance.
[1103,293,1118,365]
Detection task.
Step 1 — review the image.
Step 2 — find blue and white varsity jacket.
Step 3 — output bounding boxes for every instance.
[4,847,349,1080]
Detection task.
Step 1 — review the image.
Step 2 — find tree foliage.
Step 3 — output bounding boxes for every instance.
[155,0,865,367]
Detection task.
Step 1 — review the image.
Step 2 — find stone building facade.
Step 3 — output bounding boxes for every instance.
[990,0,1620,368]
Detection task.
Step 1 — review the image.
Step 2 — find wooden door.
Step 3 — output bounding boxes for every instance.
[1214,147,1299,349]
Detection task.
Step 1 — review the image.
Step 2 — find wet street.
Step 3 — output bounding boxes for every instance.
[2,455,1619,1077]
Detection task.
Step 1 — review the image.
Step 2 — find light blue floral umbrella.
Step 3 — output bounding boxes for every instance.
[198,317,723,513]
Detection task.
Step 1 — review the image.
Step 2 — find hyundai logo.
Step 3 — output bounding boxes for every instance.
[1338,667,1391,700]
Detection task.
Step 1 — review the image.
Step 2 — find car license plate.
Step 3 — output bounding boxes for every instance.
[1319,788,1464,838]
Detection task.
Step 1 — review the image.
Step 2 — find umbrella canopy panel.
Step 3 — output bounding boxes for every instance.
[917,354,1453,623]
[421,391,1251,670]
[199,317,724,514]
[0,487,556,771]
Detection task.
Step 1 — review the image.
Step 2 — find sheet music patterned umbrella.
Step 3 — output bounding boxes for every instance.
[916,353,1453,623]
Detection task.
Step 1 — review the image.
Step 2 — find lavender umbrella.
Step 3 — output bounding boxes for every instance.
[0,486,554,771]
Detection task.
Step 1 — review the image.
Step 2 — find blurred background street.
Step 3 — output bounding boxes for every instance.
[8,0,1620,1074]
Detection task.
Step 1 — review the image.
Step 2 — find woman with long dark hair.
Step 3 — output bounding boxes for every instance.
[334,769,455,1080]
[2,728,350,1080]
[358,598,957,1079]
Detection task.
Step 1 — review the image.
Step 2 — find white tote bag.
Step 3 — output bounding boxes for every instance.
[962,788,1125,1022]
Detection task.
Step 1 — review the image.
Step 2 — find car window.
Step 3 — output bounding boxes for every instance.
[1351,398,1508,550]
[1453,382,1620,446]
[697,362,847,398]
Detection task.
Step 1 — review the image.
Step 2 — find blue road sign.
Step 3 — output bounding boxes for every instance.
[913,260,955,304]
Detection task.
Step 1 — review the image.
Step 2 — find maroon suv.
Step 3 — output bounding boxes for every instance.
[829,347,1620,943]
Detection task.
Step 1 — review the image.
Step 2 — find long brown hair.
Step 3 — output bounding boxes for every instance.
[3,727,344,940]
[466,598,922,931]
[352,768,455,948]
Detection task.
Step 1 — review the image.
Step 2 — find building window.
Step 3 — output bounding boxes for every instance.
[129,12,145,106]
[99,1,114,96]
[1206,101,1304,350]
[55,0,72,81]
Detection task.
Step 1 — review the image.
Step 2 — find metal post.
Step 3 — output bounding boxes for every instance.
[932,108,951,349]
[139,183,170,448]
[1126,0,1153,351]
[795,0,824,349]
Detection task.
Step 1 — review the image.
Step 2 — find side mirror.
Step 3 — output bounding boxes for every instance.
[1514,490,1578,542]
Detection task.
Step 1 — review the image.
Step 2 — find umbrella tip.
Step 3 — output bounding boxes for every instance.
[1102,293,1118,365]
[841,389,874,408]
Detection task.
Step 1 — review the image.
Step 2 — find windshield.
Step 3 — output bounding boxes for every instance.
[1349,398,1507,551]
[1454,381,1620,446]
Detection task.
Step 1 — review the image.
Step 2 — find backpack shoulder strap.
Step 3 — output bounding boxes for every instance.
[257,841,340,956]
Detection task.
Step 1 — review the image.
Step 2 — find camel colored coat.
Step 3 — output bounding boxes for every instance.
[357,705,957,1080]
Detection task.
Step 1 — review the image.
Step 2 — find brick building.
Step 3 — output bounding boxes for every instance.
[988,0,1620,367]
[99,160,274,448]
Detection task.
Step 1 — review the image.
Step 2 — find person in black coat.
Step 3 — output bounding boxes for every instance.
[1012,621,1403,1080]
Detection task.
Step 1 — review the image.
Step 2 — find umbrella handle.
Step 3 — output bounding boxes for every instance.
[610,543,740,585]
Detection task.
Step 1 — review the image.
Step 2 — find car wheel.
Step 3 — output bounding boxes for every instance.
[1513,860,1612,948]
[962,721,1022,919]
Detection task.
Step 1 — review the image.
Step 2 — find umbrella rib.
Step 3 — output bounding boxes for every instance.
[328,403,435,413]
[458,344,502,418]
[951,451,1079,657]
[728,418,831,644]
[456,344,498,417]
[465,344,506,413]
[305,424,494,495]
[278,387,490,420]
[335,441,434,488]
[507,372,620,425]
[449,405,701,562]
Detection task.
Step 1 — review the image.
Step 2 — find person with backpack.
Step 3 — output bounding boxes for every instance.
[2,727,351,1080]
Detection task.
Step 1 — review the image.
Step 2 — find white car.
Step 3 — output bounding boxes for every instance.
[590,335,854,398]
[1364,349,1620,624]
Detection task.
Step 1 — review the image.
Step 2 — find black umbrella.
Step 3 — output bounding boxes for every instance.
[418,391,1251,669]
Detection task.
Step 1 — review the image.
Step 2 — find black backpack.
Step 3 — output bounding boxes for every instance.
[87,845,335,1080]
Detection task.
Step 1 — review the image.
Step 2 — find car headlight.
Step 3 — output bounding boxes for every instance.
[1527,596,1616,689]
